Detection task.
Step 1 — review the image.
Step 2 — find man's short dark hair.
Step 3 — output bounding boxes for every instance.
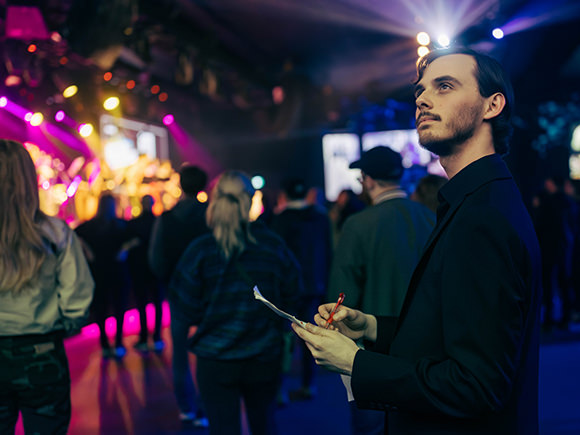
[179,165,207,196]
[415,47,514,155]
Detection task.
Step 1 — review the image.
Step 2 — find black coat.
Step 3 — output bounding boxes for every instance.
[351,155,542,435]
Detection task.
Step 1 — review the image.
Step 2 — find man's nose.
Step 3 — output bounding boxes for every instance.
[415,93,432,110]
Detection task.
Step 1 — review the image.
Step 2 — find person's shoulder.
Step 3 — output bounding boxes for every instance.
[40,215,75,249]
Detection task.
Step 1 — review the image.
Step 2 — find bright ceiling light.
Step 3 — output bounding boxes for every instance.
[492,28,504,39]
[416,32,430,46]
[78,123,94,137]
[437,35,450,47]
[30,112,44,126]
[63,85,78,98]
[103,96,120,111]
[196,191,208,203]
[251,175,265,190]
[0,97,7,107]
[417,46,430,57]
[163,114,174,125]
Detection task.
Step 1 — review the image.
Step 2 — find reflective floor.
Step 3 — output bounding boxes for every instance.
[13,307,580,434]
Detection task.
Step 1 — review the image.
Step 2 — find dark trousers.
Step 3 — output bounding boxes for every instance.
[197,356,280,435]
[133,275,163,343]
[92,282,126,349]
[0,333,71,434]
[171,316,198,414]
[542,248,572,325]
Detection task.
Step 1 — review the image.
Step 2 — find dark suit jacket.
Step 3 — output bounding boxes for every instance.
[351,154,542,434]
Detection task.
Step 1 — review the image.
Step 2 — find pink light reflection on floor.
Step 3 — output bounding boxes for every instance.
[80,301,171,338]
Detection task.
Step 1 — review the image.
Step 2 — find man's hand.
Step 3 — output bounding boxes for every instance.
[291,322,360,375]
[314,303,377,342]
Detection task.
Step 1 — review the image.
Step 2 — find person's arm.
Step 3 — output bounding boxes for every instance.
[352,206,536,417]
[57,226,95,335]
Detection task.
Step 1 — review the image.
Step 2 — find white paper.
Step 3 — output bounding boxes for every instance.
[253,286,308,329]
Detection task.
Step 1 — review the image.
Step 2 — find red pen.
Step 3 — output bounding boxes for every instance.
[325,292,345,329]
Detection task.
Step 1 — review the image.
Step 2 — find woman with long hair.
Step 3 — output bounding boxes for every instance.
[0,139,94,434]
[170,171,302,435]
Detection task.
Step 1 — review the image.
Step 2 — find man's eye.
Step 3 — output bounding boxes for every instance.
[439,83,452,90]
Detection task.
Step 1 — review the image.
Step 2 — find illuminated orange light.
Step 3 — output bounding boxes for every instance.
[27,44,37,53]
[159,92,168,102]
[103,72,113,81]
[197,191,208,203]
[126,80,135,90]
[150,85,160,94]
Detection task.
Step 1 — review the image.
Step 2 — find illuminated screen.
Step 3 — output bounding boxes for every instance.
[362,129,445,176]
[570,124,580,179]
[100,115,169,170]
[322,133,361,202]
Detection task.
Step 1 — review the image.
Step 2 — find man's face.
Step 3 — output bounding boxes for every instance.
[414,54,486,157]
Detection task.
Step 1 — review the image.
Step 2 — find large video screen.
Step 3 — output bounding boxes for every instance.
[569,124,580,179]
[322,133,361,202]
[362,129,444,176]
[100,115,169,170]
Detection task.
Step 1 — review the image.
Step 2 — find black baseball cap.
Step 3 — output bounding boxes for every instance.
[349,146,403,181]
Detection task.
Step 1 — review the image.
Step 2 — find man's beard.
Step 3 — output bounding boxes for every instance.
[417,106,481,157]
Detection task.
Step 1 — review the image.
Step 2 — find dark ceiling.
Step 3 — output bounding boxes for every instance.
[1,0,580,140]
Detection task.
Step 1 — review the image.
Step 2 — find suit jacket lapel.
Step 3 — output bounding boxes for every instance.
[393,197,465,336]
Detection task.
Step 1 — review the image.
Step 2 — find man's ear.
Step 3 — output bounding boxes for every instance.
[483,92,506,120]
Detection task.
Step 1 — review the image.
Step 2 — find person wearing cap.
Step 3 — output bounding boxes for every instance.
[327,146,435,434]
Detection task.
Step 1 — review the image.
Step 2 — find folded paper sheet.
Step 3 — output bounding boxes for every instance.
[253,286,308,329]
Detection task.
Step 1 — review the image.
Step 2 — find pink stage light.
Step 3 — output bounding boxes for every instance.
[162,114,174,125]
[0,97,7,107]
[55,110,65,122]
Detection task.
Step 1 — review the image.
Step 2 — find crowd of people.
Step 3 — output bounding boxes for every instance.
[2,46,578,435]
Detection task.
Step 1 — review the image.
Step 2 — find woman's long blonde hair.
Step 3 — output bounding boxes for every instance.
[206,171,256,260]
[0,139,48,293]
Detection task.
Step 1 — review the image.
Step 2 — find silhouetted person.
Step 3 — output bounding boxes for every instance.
[149,164,210,426]
[410,173,448,213]
[534,176,576,330]
[271,178,333,401]
[76,194,130,358]
[0,139,94,434]
[127,195,163,351]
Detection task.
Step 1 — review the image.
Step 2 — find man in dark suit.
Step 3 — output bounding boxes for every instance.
[293,47,541,434]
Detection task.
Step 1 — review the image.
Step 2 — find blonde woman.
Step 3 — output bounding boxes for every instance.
[0,139,94,433]
[170,171,302,435]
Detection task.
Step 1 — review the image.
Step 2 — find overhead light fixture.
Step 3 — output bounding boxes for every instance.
[103,96,120,111]
[78,123,94,137]
[416,32,430,46]
[437,35,450,47]
[29,112,44,126]
[417,46,430,57]
[63,85,78,98]
[492,28,504,39]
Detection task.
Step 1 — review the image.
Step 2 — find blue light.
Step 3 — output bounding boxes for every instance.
[251,175,265,190]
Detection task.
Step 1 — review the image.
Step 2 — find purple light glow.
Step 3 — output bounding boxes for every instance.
[162,114,174,125]
[55,110,65,122]
[66,175,82,197]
